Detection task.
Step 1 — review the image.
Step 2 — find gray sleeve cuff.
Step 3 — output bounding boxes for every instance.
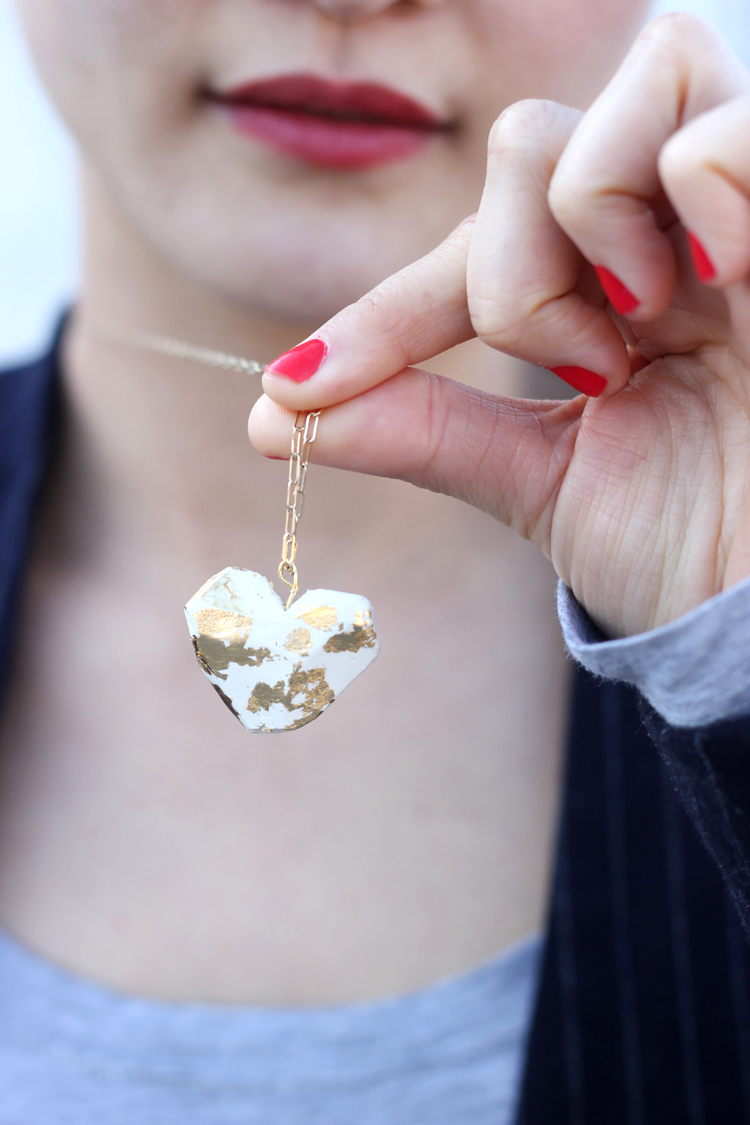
[558,577,750,729]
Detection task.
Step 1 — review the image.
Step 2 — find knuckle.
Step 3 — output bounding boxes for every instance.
[468,292,528,353]
[547,171,585,231]
[352,286,395,332]
[634,12,721,73]
[351,271,434,360]
[657,133,694,186]
[434,216,475,269]
[469,282,595,360]
[449,213,478,242]
[418,371,451,481]
[642,10,710,46]
[487,99,566,157]
[357,283,407,338]
[349,283,411,353]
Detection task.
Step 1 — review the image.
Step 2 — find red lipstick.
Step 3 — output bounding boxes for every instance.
[207,74,450,170]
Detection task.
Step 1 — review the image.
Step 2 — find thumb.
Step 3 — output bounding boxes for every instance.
[249,366,584,550]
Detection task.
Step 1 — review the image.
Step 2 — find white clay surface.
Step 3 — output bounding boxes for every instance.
[185,567,379,732]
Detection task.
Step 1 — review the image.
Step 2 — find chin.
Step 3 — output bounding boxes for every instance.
[149,200,449,324]
[105,128,478,325]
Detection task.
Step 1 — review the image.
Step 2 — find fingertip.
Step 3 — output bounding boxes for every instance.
[247,393,295,457]
[687,232,717,284]
[550,366,608,398]
[265,337,328,383]
[260,369,328,412]
[594,266,640,317]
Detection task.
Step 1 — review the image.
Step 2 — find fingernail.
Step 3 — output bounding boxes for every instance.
[594,266,639,316]
[265,338,328,383]
[551,366,607,397]
[687,233,716,283]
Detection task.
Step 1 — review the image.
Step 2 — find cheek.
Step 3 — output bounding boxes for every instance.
[473,0,650,106]
[546,0,650,51]
[16,0,204,153]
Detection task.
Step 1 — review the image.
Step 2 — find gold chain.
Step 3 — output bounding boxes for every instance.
[279,410,321,608]
[98,324,320,609]
[95,325,265,376]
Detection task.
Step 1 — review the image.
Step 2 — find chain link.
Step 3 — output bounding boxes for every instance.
[279,410,321,608]
[96,325,266,376]
[98,323,320,608]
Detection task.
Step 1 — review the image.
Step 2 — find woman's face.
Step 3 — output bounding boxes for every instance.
[18,0,649,321]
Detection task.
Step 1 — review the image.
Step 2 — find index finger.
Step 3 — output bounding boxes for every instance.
[261,217,475,412]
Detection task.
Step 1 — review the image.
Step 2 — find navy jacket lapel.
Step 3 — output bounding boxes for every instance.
[516,669,750,1124]
[0,329,61,700]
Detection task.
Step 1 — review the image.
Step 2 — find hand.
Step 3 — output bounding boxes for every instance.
[249,14,750,639]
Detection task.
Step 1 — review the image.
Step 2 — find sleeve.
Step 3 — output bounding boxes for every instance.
[558,577,750,931]
[557,577,750,729]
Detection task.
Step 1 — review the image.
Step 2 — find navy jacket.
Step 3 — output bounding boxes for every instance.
[3,327,750,1124]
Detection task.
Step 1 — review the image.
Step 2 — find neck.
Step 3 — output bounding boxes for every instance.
[0,167,569,1005]
[75,165,318,364]
[61,167,323,587]
[61,166,541,588]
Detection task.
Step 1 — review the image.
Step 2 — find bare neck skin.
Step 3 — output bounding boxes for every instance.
[0,170,569,1005]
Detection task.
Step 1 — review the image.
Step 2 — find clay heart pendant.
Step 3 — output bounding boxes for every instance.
[185,567,379,733]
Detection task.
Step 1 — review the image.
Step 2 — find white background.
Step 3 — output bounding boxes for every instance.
[0,0,748,365]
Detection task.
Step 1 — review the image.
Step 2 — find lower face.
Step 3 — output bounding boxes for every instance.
[19,0,650,322]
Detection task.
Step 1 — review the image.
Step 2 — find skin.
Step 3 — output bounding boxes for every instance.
[0,0,649,1004]
[254,16,750,641]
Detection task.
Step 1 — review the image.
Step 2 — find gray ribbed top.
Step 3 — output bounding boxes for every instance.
[0,925,541,1124]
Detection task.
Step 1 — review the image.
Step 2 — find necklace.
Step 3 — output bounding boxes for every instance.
[100,326,379,733]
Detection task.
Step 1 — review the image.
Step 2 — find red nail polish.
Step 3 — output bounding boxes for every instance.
[594,266,639,316]
[266,338,328,383]
[687,233,716,283]
[551,366,607,397]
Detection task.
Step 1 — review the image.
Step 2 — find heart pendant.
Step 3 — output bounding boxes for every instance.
[185,567,379,733]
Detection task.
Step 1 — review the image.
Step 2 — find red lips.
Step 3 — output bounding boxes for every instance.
[207,74,450,170]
